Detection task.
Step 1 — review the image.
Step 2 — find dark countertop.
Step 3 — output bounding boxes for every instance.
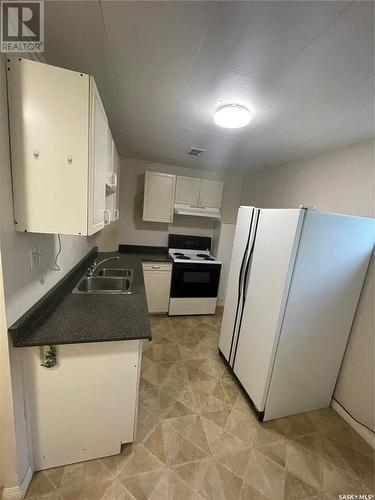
[119,244,172,263]
[10,247,172,348]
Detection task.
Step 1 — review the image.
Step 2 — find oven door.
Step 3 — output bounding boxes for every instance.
[170,263,222,298]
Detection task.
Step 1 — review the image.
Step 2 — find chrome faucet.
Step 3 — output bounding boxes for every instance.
[87,256,120,277]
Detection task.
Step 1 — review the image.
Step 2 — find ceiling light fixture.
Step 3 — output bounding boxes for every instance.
[214,104,252,129]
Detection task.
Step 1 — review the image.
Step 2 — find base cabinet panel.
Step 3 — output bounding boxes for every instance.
[143,262,172,313]
[23,340,141,470]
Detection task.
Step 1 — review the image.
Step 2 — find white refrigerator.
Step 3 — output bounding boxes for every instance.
[219,206,374,421]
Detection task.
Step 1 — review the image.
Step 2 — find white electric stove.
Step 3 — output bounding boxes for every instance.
[168,235,222,316]
[168,248,222,264]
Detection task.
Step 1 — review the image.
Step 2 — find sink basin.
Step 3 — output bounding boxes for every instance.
[72,276,133,295]
[96,268,133,278]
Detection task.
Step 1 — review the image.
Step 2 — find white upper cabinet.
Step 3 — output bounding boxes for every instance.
[199,179,224,209]
[7,58,118,236]
[175,176,224,209]
[175,176,201,206]
[143,171,176,223]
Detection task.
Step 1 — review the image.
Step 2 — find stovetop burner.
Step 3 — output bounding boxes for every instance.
[196,253,215,261]
[169,248,220,264]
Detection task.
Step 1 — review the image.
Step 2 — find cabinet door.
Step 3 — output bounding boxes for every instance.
[23,341,141,470]
[143,172,175,223]
[113,143,120,221]
[104,128,119,224]
[105,126,114,187]
[143,268,172,313]
[199,179,224,208]
[7,57,89,235]
[175,176,201,206]
[88,78,107,234]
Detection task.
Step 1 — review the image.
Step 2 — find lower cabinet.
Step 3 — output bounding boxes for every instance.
[142,262,172,314]
[22,340,142,470]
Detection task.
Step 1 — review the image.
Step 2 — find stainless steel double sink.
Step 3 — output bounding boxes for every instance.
[72,268,134,295]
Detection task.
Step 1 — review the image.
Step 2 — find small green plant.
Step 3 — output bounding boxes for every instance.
[41,345,57,368]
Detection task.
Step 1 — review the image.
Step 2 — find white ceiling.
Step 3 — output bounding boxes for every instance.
[45,1,374,174]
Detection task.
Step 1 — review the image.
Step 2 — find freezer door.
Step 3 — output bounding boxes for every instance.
[218,206,255,364]
[232,209,304,411]
[264,211,375,420]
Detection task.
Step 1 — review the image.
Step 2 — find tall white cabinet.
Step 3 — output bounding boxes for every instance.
[7,57,119,236]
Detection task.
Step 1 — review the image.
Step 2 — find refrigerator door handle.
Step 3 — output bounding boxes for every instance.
[232,209,261,368]
[243,209,260,299]
[228,209,254,365]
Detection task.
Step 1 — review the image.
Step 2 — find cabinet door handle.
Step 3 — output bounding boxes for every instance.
[103,209,111,225]
[112,172,117,187]
[152,265,160,269]
[114,209,120,221]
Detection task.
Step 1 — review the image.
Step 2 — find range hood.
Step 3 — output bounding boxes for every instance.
[174,203,221,219]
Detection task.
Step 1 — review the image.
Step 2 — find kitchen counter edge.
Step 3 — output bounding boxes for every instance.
[9,246,171,348]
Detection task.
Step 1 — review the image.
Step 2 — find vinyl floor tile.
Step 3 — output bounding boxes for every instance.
[24,311,374,500]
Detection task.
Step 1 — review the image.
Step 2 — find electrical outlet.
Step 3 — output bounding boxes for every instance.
[29,248,39,270]
[37,245,43,265]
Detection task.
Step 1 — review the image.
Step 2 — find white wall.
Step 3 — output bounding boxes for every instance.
[0,55,95,487]
[241,140,374,218]
[212,222,236,307]
[0,249,19,494]
[96,157,243,251]
[241,140,375,437]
